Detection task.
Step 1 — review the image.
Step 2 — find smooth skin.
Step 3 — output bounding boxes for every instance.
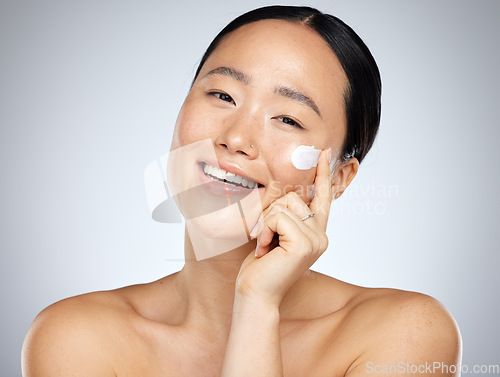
[22,20,461,377]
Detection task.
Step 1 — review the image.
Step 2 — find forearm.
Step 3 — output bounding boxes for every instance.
[221,294,283,377]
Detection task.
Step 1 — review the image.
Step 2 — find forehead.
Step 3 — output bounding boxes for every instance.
[200,19,348,127]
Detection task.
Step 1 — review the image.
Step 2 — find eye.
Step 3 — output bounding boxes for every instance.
[209,91,235,104]
[276,116,304,129]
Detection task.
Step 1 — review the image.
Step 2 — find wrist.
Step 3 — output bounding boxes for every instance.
[235,278,284,309]
[233,292,280,319]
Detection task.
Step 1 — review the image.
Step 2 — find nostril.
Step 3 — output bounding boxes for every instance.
[217,140,254,157]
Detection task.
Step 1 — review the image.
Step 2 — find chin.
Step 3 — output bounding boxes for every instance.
[185,208,251,261]
[183,190,263,260]
[189,203,247,237]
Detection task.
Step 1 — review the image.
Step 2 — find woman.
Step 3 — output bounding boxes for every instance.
[22,5,461,376]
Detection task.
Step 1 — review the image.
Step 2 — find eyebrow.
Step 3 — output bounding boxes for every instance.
[204,66,321,118]
[275,85,322,118]
[204,66,251,85]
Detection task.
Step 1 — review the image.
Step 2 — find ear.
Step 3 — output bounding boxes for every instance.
[331,157,359,200]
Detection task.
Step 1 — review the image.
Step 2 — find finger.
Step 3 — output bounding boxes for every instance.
[256,205,324,258]
[258,197,315,246]
[251,194,306,249]
[256,211,306,258]
[250,194,298,240]
[264,202,316,236]
[257,205,295,256]
[250,195,302,240]
[309,149,333,231]
[264,192,312,223]
[258,191,317,250]
[256,210,328,260]
[249,212,264,239]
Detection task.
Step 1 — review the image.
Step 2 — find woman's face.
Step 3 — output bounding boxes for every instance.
[170,20,349,239]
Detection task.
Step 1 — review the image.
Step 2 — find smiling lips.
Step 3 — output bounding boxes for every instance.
[200,162,260,190]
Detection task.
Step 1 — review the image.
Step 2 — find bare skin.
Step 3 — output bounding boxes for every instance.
[22,270,461,376]
[22,20,461,377]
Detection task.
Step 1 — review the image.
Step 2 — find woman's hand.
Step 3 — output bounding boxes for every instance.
[235,149,333,307]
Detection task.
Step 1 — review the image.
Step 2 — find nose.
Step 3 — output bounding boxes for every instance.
[214,110,259,158]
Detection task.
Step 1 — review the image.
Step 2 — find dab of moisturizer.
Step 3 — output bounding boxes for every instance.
[291,145,322,170]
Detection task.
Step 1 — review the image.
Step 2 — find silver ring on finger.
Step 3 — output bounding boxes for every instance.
[301,213,315,221]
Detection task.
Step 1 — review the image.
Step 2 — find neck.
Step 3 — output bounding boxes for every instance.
[174,227,319,338]
[175,228,253,336]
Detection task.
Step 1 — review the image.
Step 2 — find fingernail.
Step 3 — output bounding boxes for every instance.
[249,222,259,239]
[326,148,332,164]
[255,240,260,257]
[249,213,263,239]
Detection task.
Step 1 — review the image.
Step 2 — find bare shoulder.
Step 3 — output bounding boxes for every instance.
[344,285,462,376]
[21,288,145,377]
[350,287,461,342]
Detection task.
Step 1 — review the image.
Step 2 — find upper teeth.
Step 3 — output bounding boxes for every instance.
[202,163,258,189]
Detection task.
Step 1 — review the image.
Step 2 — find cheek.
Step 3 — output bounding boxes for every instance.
[172,99,216,149]
[264,142,316,202]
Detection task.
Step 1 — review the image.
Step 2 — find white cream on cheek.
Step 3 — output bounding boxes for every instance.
[291,145,322,170]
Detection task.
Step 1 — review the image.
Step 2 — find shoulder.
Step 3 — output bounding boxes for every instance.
[350,288,461,343]
[345,288,462,376]
[22,290,138,377]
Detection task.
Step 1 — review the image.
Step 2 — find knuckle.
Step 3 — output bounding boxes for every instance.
[299,238,314,258]
[286,192,304,209]
[320,234,329,252]
[272,211,287,224]
[311,233,328,255]
[312,238,321,254]
[267,203,285,217]
[273,203,286,213]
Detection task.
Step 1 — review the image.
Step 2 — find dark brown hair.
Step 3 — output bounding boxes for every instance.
[192,5,381,164]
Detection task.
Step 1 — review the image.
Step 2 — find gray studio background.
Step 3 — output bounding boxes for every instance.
[1,0,499,376]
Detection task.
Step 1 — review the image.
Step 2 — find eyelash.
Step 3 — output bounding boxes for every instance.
[208,91,304,129]
[208,91,235,104]
[275,116,304,130]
